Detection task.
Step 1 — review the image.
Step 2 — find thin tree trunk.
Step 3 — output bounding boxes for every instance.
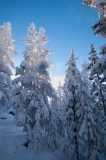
[74,126,79,160]
[73,90,79,160]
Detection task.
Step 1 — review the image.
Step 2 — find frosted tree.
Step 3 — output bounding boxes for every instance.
[90,44,106,81]
[6,23,57,153]
[48,98,59,151]
[88,44,99,69]
[82,0,106,80]
[83,0,106,37]
[0,22,17,107]
[79,80,103,160]
[57,82,63,100]
[81,60,92,89]
[63,49,80,160]
[86,44,106,156]
[82,2,106,157]
[56,83,65,137]
[20,22,37,65]
[87,44,99,80]
[21,22,52,66]
[87,44,106,115]
[64,49,78,90]
[82,1,106,115]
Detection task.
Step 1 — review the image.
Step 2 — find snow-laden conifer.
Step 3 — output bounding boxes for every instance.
[21,22,52,66]
[48,98,59,151]
[56,83,65,137]
[79,80,103,160]
[6,23,57,153]
[83,0,106,37]
[90,44,106,81]
[87,44,106,115]
[0,22,17,107]
[81,60,92,89]
[63,49,80,160]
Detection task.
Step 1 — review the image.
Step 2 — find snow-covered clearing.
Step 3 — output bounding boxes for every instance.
[0,108,57,160]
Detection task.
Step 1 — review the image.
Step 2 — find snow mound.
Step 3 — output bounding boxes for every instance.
[0,108,57,160]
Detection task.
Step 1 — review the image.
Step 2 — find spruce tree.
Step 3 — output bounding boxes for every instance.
[56,83,65,137]
[63,49,80,160]
[88,44,106,115]
[48,97,59,151]
[81,60,92,89]
[83,0,106,37]
[0,22,17,107]
[6,23,58,153]
[79,80,103,160]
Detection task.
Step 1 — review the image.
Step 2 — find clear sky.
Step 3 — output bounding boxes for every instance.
[0,0,106,77]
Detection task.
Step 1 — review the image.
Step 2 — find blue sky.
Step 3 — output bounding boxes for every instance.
[0,0,105,76]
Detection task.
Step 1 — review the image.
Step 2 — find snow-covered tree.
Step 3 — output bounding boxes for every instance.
[48,98,59,151]
[88,44,99,70]
[21,22,52,66]
[81,60,92,89]
[63,49,80,160]
[56,83,65,137]
[83,0,106,37]
[87,44,106,115]
[6,23,58,153]
[83,0,106,115]
[64,49,78,93]
[0,22,17,107]
[57,82,63,100]
[90,44,106,81]
[79,80,103,160]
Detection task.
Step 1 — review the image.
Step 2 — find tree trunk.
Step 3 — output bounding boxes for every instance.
[73,90,79,160]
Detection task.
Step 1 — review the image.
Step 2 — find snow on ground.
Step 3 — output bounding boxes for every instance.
[0,108,57,160]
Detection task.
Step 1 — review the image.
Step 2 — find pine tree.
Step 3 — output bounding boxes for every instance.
[6,23,57,153]
[81,60,92,89]
[88,44,99,69]
[90,44,106,82]
[21,22,37,65]
[0,22,17,107]
[83,0,106,37]
[56,83,65,137]
[57,82,63,100]
[48,98,59,151]
[63,49,80,160]
[87,44,106,115]
[79,80,103,160]
[21,22,52,66]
